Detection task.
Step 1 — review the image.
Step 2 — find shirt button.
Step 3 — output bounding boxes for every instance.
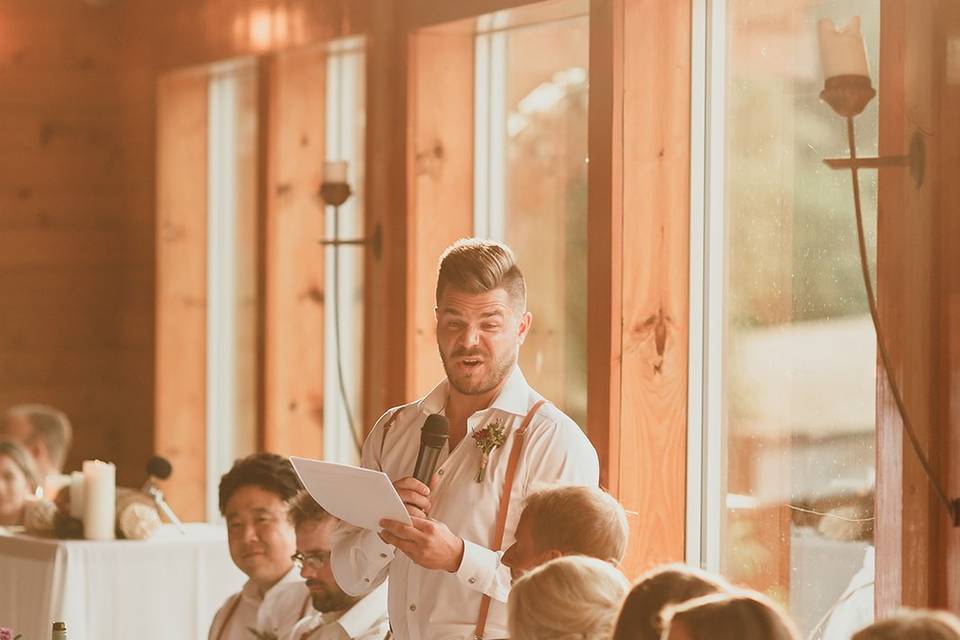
[409,604,417,612]
[363,577,370,583]
[380,553,388,559]
[468,577,476,584]
[437,469,445,476]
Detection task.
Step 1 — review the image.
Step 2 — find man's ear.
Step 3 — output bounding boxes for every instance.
[543,548,563,563]
[517,311,533,345]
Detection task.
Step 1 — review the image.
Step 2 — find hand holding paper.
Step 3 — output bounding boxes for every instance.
[290,457,413,531]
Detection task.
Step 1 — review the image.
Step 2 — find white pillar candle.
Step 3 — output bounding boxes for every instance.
[69,471,85,519]
[818,17,871,79]
[82,460,116,540]
[323,160,348,184]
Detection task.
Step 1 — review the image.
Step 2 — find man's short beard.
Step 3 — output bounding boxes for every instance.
[441,348,517,396]
[310,587,359,613]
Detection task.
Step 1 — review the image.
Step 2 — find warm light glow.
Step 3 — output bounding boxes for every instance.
[250,8,274,51]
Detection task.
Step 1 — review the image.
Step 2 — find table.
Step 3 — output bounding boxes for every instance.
[0,523,246,640]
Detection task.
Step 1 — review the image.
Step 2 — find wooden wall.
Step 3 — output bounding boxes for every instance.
[0,1,153,486]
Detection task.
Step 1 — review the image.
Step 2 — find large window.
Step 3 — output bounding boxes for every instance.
[473,5,589,429]
[692,1,880,636]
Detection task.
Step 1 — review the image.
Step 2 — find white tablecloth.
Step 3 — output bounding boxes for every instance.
[0,523,246,640]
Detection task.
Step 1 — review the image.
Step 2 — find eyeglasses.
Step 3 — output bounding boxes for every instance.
[291,551,331,570]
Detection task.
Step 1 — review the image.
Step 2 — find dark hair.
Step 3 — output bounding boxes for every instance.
[288,490,333,528]
[612,564,729,640]
[436,238,526,311]
[218,453,301,515]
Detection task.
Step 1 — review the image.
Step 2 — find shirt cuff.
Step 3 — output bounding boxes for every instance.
[331,527,396,596]
[455,538,501,595]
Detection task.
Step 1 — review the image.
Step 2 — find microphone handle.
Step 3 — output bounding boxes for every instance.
[413,445,443,485]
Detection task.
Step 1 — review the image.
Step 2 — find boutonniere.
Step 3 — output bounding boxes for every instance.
[471,420,507,482]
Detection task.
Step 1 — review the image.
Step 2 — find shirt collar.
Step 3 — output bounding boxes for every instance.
[241,565,303,604]
[419,365,536,421]
[331,581,389,638]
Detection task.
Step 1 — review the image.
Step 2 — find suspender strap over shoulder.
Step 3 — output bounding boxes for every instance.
[473,399,547,640]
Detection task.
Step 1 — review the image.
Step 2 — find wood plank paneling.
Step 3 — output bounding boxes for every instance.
[155,70,208,520]
[0,0,155,486]
[262,45,327,458]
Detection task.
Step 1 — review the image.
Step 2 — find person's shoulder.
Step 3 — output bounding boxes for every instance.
[525,402,593,450]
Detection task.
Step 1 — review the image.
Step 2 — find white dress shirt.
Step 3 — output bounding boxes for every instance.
[209,567,311,640]
[331,366,599,640]
[285,582,390,640]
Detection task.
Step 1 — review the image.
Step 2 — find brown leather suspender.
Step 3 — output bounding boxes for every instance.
[473,399,546,640]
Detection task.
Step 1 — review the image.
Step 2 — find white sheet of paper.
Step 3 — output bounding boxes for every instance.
[290,457,413,531]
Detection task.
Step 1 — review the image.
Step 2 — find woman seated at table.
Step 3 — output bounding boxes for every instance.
[0,439,39,527]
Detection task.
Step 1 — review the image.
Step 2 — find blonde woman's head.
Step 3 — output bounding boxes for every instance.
[502,484,629,582]
[662,591,800,640]
[612,563,730,640]
[508,555,630,640]
[852,609,960,640]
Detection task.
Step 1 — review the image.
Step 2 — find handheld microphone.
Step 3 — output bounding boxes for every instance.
[143,455,186,535]
[413,414,449,485]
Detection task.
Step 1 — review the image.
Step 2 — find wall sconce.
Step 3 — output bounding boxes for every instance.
[818,17,924,186]
[317,160,382,259]
[818,18,956,525]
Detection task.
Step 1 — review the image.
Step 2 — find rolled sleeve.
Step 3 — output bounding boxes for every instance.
[455,538,511,602]
[331,523,395,597]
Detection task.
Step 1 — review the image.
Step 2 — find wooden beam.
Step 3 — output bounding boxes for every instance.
[617,0,691,576]
[939,0,960,613]
[155,69,208,521]
[404,28,475,400]
[262,45,327,458]
[363,0,411,431]
[876,0,947,613]
[586,0,623,497]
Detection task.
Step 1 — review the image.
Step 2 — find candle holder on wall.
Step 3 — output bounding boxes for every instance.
[817,19,955,525]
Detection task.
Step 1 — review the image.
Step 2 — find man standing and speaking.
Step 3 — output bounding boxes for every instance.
[331,239,599,639]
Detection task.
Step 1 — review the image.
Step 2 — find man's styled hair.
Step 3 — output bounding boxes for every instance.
[287,490,334,528]
[218,453,301,515]
[435,238,526,311]
[852,609,960,640]
[0,439,39,491]
[5,404,72,471]
[662,591,801,640]
[508,556,629,640]
[612,563,730,640]
[523,485,629,564]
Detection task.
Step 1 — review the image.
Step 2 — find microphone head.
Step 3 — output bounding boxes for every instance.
[146,456,173,480]
[421,414,450,449]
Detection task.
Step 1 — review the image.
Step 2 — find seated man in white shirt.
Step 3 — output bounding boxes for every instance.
[209,453,311,640]
[332,239,600,640]
[281,491,389,640]
[501,484,629,582]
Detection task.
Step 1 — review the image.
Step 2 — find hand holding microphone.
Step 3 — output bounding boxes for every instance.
[393,414,449,519]
[381,413,464,571]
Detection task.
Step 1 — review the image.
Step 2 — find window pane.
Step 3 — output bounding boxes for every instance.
[477,12,590,429]
[721,2,879,636]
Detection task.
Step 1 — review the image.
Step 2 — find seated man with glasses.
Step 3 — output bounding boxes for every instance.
[282,490,389,640]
